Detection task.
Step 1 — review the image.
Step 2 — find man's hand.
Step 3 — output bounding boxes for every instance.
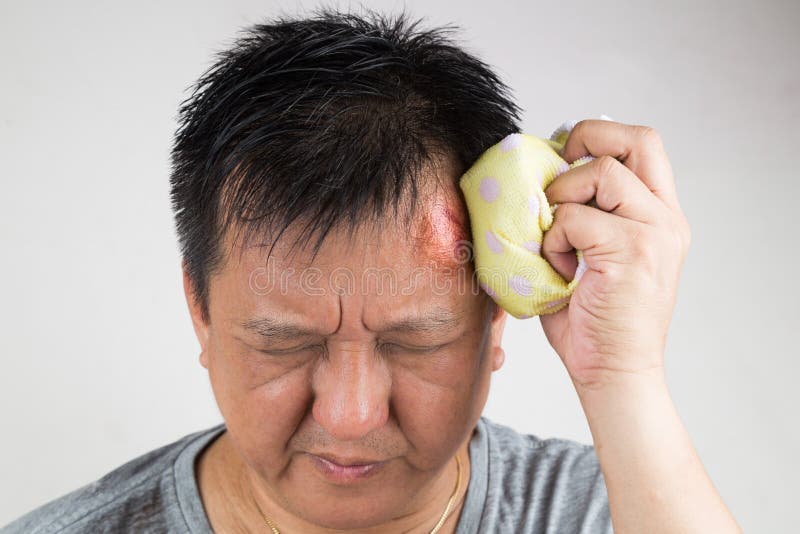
[540,119,690,390]
[538,119,741,533]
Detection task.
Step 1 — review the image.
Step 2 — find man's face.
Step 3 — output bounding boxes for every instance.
[184,183,507,529]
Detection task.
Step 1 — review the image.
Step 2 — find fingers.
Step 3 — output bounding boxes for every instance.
[542,202,642,280]
[560,120,680,212]
[544,154,666,226]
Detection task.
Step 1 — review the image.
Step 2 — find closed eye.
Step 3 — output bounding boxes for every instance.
[377,342,446,355]
[257,342,448,357]
[259,344,324,356]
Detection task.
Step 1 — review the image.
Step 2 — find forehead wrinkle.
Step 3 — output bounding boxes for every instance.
[241,304,466,341]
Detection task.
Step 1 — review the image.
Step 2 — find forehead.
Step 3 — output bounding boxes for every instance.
[211,180,478,327]
[412,184,471,265]
[223,164,472,267]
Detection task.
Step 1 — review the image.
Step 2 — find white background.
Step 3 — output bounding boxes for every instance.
[1,0,798,531]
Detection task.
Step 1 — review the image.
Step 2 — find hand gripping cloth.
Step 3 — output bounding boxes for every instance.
[458,115,614,318]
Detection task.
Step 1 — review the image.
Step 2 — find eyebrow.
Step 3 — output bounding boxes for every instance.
[240,307,464,342]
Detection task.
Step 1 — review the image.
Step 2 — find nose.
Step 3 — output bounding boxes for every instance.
[311,343,391,442]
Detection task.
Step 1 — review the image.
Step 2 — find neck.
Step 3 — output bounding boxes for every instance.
[197,432,472,534]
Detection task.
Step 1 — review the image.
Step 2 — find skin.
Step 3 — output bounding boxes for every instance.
[539,120,741,532]
[186,119,742,533]
[186,178,505,533]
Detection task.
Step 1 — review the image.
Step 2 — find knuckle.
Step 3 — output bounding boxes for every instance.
[596,154,619,176]
[564,201,581,219]
[636,126,664,150]
[594,156,622,206]
[574,119,591,134]
[553,201,576,225]
[569,120,591,144]
[601,261,624,281]
[665,211,691,252]
[630,228,659,265]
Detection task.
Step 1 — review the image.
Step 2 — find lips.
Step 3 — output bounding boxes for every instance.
[313,453,384,466]
[307,452,389,484]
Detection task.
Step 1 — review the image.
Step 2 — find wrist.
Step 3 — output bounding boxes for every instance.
[571,363,667,399]
[571,363,672,437]
[569,361,742,532]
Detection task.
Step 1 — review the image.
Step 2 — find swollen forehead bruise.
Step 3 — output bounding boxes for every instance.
[415,194,471,265]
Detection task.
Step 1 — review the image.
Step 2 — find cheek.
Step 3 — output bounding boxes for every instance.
[208,347,312,480]
[389,349,488,468]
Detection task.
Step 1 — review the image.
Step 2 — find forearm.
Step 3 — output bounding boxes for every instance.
[574,368,741,533]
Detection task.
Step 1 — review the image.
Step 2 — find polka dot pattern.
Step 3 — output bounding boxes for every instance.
[458,119,602,319]
[530,168,544,186]
[509,275,532,296]
[499,133,523,152]
[523,240,541,254]
[479,177,500,202]
[528,195,540,218]
[485,230,503,254]
[545,296,570,309]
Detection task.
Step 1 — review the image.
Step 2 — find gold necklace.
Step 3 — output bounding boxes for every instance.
[250,454,462,534]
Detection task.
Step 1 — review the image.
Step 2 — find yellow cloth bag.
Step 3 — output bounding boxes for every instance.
[458,117,612,318]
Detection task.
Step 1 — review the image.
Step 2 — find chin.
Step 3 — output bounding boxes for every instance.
[281,488,406,530]
[273,456,421,530]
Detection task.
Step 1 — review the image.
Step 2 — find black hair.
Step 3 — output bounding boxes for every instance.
[169,4,522,323]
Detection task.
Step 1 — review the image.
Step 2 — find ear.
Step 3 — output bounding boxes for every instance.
[488,301,507,371]
[182,260,211,369]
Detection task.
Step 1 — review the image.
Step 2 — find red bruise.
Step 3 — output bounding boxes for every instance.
[413,194,473,270]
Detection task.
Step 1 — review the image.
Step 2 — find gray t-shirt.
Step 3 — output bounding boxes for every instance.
[1,416,613,533]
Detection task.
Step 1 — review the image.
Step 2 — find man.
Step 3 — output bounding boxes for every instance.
[2,7,741,534]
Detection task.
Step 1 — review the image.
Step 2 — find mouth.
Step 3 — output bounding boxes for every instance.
[307,453,389,484]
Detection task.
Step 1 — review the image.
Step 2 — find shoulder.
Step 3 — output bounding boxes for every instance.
[1,424,224,534]
[481,416,601,473]
[477,417,613,533]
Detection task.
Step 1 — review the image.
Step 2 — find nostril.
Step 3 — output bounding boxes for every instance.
[313,403,388,442]
[311,385,390,442]
[310,352,392,440]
